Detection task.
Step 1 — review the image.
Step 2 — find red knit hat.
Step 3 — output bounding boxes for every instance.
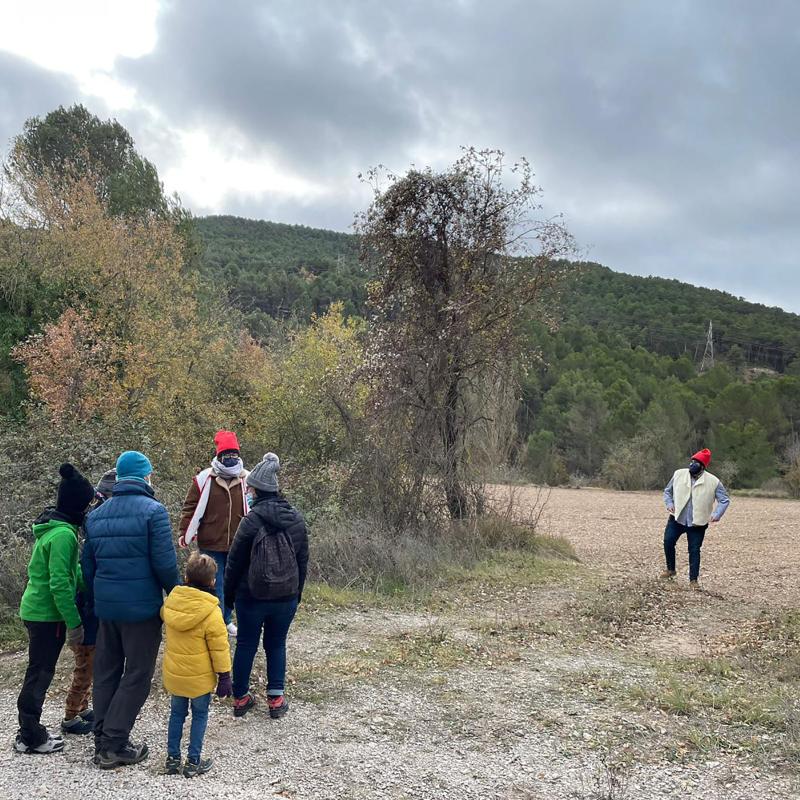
[691,448,711,467]
[214,430,240,455]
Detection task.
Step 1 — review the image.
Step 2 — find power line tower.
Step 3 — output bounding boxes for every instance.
[700,320,715,372]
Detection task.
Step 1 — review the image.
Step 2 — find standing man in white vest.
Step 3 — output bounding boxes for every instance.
[661,448,730,588]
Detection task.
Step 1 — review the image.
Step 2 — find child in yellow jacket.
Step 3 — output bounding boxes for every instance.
[161,553,232,778]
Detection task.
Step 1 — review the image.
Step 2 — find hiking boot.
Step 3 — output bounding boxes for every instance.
[61,715,93,735]
[660,569,677,579]
[164,754,182,775]
[689,580,701,591]
[268,695,289,719]
[14,733,64,755]
[233,693,256,718]
[226,622,238,637]
[183,757,213,778]
[97,740,149,769]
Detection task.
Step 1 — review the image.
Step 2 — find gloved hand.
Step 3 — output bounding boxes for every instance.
[66,625,84,647]
[216,672,232,698]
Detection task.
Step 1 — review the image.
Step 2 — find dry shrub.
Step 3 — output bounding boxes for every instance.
[308,487,574,593]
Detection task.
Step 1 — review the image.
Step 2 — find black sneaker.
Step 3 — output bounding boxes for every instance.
[79,709,95,723]
[164,755,182,775]
[183,757,213,778]
[61,715,93,735]
[97,740,149,769]
[13,733,65,755]
[268,695,289,719]
[233,693,256,718]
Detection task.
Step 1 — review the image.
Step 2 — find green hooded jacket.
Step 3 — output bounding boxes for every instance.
[19,512,82,629]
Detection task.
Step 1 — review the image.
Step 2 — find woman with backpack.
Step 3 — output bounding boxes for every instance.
[223,453,308,719]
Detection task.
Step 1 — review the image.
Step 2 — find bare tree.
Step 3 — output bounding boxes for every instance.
[356,148,574,524]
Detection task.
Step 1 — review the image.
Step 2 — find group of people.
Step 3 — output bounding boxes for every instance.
[13,433,729,777]
[15,431,308,778]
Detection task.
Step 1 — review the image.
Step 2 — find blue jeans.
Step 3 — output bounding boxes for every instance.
[232,597,298,699]
[167,693,211,762]
[664,516,707,581]
[200,549,232,625]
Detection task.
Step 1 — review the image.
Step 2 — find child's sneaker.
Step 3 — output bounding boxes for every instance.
[164,754,182,775]
[233,693,255,718]
[14,733,65,754]
[268,695,289,719]
[79,708,95,723]
[183,757,213,778]
[61,715,93,735]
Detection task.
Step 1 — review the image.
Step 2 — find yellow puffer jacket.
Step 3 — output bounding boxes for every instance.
[161,585,232,698]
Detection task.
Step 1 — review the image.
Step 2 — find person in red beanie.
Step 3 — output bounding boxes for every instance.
[661,448,730,588]
[179,431,249,636]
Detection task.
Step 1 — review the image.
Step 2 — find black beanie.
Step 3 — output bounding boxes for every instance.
[56,463,95,523]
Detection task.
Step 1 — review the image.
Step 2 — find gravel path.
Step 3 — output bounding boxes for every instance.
[0,488,798,799]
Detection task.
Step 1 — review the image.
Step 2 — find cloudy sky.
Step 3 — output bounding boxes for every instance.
[1,1,798,310]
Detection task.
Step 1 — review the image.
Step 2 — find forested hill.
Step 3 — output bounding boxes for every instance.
[196,215,800,372]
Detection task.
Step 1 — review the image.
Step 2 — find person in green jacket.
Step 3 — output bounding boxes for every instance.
[15,463,95,755]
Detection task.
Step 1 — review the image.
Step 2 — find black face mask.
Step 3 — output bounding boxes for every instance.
[688,461,703,476]
[221,456,241,468]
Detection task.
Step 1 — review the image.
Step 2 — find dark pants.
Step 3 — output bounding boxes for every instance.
[93,616,162,754]
[17,621,66,747]
[232,597,298,698]
[200,549,232,625]
[664,516,708,581]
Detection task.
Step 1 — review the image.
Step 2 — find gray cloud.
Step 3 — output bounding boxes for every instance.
[0,52,79,157]
[4,1,800,310]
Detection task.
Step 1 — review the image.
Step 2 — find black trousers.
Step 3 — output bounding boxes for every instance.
[93,616,162,753]
[664,516,708,581]
[17,621,66,747]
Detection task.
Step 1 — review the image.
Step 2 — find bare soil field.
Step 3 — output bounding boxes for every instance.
[533,486,800,608]
[0,487,798,799]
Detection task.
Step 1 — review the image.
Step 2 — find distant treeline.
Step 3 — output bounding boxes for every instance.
[195,215,800,491]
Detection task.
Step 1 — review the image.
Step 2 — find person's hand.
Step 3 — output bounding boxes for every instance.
[710,517,719,524]
[178,534,188,549]
[666,506,675,515]
[66,625,84,647]
[216,672,232,698]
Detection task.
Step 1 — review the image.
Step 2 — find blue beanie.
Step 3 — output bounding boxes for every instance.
[116,451,153,480]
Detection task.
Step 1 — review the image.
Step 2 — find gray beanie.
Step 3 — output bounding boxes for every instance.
[247,453,280,492]
[95,468,117,498]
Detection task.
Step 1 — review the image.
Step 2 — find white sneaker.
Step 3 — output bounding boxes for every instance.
[14,733,65,754]
[226,622,238,637]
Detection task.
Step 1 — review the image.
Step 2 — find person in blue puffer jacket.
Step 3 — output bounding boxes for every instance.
[82,451,180,770]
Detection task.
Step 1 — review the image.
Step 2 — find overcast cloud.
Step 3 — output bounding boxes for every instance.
[1,1,798,310]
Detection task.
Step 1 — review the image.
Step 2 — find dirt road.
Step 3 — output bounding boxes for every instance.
[0,487,797,799]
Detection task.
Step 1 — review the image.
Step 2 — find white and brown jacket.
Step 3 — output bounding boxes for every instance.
[179,469,249,552]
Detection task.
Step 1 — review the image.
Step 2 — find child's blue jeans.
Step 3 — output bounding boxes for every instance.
[167,693,211,763]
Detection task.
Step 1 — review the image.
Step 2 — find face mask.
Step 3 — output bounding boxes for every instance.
[221,456,240,469]
[688,461,703,476]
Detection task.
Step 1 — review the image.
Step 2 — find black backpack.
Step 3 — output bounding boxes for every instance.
[248,522,299,601]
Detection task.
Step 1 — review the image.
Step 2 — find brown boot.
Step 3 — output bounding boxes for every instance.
[660,569,677,579]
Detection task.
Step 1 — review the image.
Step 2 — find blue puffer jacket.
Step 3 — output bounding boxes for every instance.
[82,480,180,623]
